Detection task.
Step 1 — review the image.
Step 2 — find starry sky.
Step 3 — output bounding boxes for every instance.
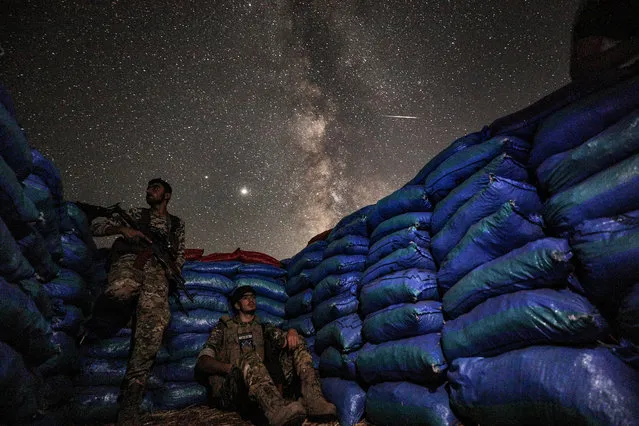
[0,0,580,259]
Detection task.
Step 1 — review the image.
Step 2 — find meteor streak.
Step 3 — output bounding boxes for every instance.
[382,114,419,119]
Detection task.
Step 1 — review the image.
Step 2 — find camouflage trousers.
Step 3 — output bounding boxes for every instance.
[105,255,171,392]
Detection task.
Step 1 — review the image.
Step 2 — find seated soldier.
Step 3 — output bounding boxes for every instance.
[195,285,337,426]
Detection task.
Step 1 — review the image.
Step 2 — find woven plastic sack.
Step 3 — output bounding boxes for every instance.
[543,153,639,233]
[156,357,197,382]
[367,226,431,267]
[31,148,67,227]
[370,211,432,244]
[63,201,92,244]
[51,302,84,335]
[254,295,285,317]
[443,238,573,319]
[183,270,235,294]
[167,309,225,335]
[448,345,639,426]
[363,301,443,344]
[360,268,439,317]
[23,173,63,259]
[70,386,154,424]
[255,310,285,327]
[319,346,358,380]
[0,102,32,180]
[309,254,367,284]
[285,288,313,317]
[0,215,35,281]
[313,292,358,330]
[0,342,38,424]
[18,278,54,319]
[313,272,361,307]
[320,377,366,426]
[238,262,286,278]
[315,313,363,355]
[153,382,208,410]
[83,335,171,362]
[286,270,313,296]
[286,249,324,279]
[327,205,374,242]
[425,135,530,203]
[166,332,209,360]
[169,289,231,313]
[366,382,459,426]
[431,153,528,234]
[35,331,80,376]
[368,185,432,231]
[60,232,92,276]
[76,357,163,388]
[442,288,609,360]
[182,260,240,276]
[537,109,639,196]
[356,333,447,385]
[285,313,315,337]
[324,235,369,257]
[14,222,59,281]
[618,283,639,343]
[362,242,436,285]
[234,275,287,302]
[431,175,542,264]
[0,154,39,222]
[43,268,90,306]
[438,202,546,294]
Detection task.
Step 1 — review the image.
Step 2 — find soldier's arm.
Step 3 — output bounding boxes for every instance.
[196,323,232,375]
[175,218,186,270]
[265,324,301,349]
[91,208,150,242]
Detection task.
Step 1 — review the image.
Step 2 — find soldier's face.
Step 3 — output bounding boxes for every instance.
[235,293,256,313]
[146,183,168,205]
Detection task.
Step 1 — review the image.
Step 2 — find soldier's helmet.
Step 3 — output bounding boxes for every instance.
[230,285,256,307]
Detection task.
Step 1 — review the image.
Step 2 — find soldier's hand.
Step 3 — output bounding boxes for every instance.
[120,226,152,243]
[283,328,301,349]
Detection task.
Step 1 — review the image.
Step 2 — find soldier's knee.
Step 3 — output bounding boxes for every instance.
[104,278,139,301]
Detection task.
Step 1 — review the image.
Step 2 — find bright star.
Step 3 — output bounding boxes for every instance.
[240,187,249,195]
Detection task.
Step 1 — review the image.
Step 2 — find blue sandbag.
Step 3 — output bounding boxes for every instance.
[0,341,38,424]
[285,288,314,317]
[256,310,285,327]
[287,240,328,267]
[360,268,439,317]
[309,254,367,285]
[43,268,90,306]
[367,185,433,231]
[36,331,80,376]
[406,129,489,186]
[357,333,447,385]
[0,102,32,180]
[51,302,84,335]
[183,270,235,294]
[287,249,324,280]
[0,154,39,222]
[324,235,369,257]
[75,358,163,388]
[315,313,363,355]
[285,313,315,337]
[320,378,366,426]
[237,262,286,278]
[363,301,443,344]
[437,202,546,294]
[370,211,432,244]
[443,238,573,319]
[31,149,65,222]
[169,289,231,313]
[255,295,285,317]
[313,272,361,307]
[156,357,197,382]
[13,222,59,281]
[537,109,639,196]
[182,260,240,276]
[167,309,225,334]
[319,346,358,380]
[544,154,639,235]
[18,278,54,319]
[63,202,93,245]
[448,345,639,426]
[286,270,313,296]
[431,175,543,264]
[327,205,374,242]
[60,232,92,276]
[618,283,639,343]
[234,275,287,302]
[362,242,436,285]
[166,332,209,360]
[570,210,639,312]
[312,292,359,330]
[425,135,530,202]
[366,382,459,426]
[70,386,154,424]
[0,277,56,365]
[0,215,35,281]
[153,382,208,410]
[83,335,171,362]
[530,73,639,169]
[431,153,529,234]
[442,288,609,360]
[367,226,431,267]
[23,173,63,260]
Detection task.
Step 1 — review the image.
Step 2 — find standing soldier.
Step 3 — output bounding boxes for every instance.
[196,285,337,426]
[90,178,186,425]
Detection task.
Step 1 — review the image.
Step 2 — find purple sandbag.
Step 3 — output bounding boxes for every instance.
[320,377,366,426]
[362,242,436,286]
[367,226,431,267]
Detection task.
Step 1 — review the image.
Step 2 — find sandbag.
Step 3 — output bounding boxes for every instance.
[234,275,287,302]
[60,232,92,276]
[366,382,459,426]
[182,260,240,276]
[309,254,367,284]
[0,215,35,281]
[431,175,543,264]
[442,288,609,360]
[238,262,286,278]
[166,332,209,360]
[287,247,324,278]
[18,278,54,319]
[83,335,171,362]
[431,153,529,234]
[326,205,374,242]
[368,185,432,230]
[156,356,197,382]
[443,238,573,319]
[0,341,39,424]
[570,211,639,312]
[406,129,489,186]
[320,377,366,426]
[255,310,285,327]
[13,222,59,281]
[448,345,639,426]
[63,202,92,244]
[51,302,84,335]
[319,347,358,380]
[530,73,639,169]
[0,102,32,180]
[43,268,91,306]
[36,331,80,377]
[285,288,313,317]
[31,148,66,227]
[425,135,530,202]
[537,109,639,196]
[360,268,439,317]
[313,272,361,307]
[362,242,436,285]
[370,211,432,244]
[543,153,639,233]
[312,292,359,330]
[169,289,231,313]
[618,283,639,343]
[287,240,328,267]
[285,313,315,337]
[75,358,163,388]
[363,301,443,344]
[0,277,56,365]
[23,173,63,259]
[315,313,363,355]
[153,381,208,410]
[357,333,447,385]
[324,235,369,257]
[70,386,154,424]
[285,270,313,296]
[437,202,546,294]
[183,270,235,294]
[255,295,285,317]
[167,309,225,334]
[368,226,430,267]
[0,154,39,222]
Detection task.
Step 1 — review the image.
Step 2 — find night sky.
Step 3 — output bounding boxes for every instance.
[0,1,579,259]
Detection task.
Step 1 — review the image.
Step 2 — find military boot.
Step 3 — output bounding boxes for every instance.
[294,348,338,422]
[116,382,145,426]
